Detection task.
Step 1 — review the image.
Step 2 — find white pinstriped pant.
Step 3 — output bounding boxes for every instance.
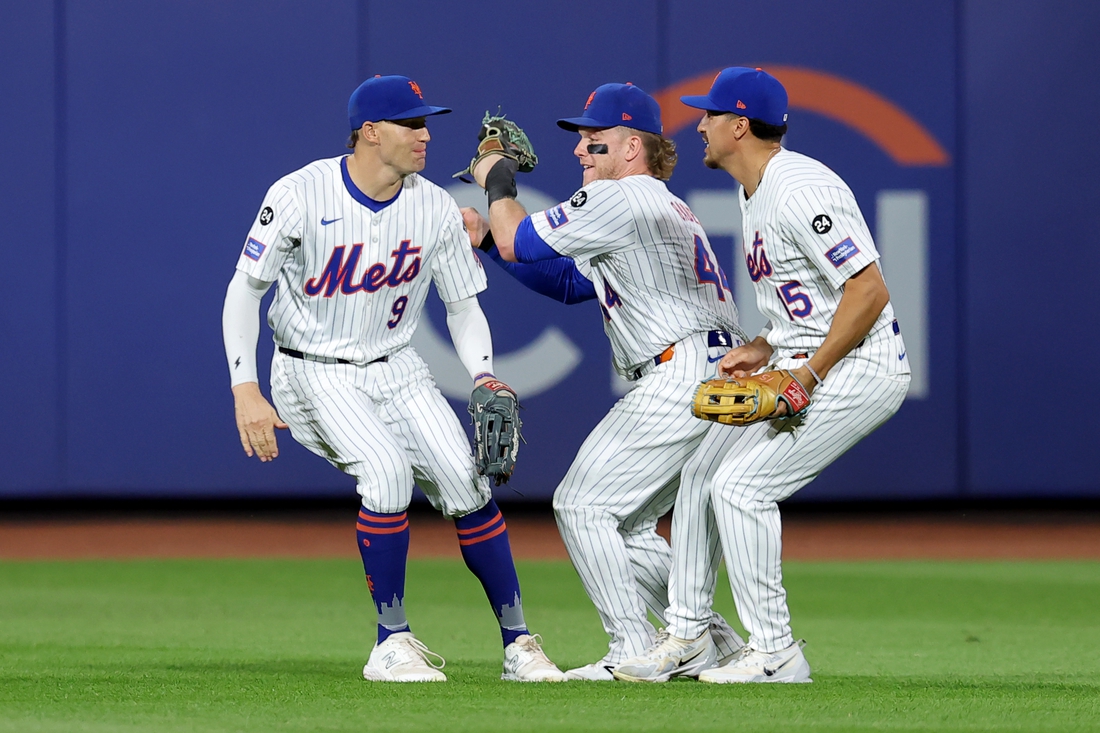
[667,337,910,652]
[553,330,739,662]
[270,347,491,517]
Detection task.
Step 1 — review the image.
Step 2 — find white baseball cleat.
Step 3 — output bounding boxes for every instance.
[698,640,812,684]
[564,660,617,681]
[362,632,447,682]
[710,619,748,666]
[501,634,566,682]
[611,629,718,683]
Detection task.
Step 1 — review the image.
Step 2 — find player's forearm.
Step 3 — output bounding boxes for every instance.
[808,264,889,380]
[222,270,272,387]
[488,199,529,262]
[485,247,596,304]
[444,296,495,381]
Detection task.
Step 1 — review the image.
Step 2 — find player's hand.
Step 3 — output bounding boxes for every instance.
[717,337,774,378]
[232,382,289,462]
[461,207,489,248]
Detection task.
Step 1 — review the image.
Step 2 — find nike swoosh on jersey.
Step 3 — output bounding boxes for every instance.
[899,351,907,360]
[707,355,724,363]
[321,217,342,226]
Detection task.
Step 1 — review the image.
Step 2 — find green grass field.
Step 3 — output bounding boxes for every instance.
[1,558,1098,732]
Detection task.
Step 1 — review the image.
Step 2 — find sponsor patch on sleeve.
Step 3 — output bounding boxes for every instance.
[244,237,267,261]
[544,205,569,229]
[825,237,859,267]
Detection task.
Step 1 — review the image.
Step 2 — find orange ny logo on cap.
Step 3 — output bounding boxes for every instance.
[585,91,596,109]
[408,80,423,98]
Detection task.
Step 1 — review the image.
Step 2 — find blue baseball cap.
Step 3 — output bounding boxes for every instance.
[680,67,788,127]
[348,75,451,129]
[557,83,663,135]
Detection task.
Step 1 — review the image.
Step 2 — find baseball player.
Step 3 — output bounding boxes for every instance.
[614,67,911,683]
[221,75,564,683]
[461,83,749,680]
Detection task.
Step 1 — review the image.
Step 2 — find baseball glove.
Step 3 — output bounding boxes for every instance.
[453,111,538,181]
[468,379,522,485]
[691,370,811,426]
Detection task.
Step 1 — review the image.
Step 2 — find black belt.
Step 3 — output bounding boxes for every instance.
[278,347,387,365]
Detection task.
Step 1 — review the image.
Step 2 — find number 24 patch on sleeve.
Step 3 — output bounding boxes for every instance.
[825,237,859,267]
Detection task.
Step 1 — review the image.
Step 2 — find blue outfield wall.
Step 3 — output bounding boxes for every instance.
[0,0,1096,500]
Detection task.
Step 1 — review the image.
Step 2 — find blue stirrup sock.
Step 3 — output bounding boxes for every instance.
[356,507,411,644]
[454,499,529,647]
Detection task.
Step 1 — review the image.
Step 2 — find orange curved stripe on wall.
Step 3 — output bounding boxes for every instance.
[655,66,950,167]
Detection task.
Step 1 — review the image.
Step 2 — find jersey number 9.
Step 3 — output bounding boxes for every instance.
[387,296,409,329]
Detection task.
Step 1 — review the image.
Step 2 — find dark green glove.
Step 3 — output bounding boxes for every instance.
[453,111,538,182]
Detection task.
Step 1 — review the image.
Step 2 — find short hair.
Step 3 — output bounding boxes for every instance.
[748,118,787,143]
[346,128,359,150]
[637,131,677,181]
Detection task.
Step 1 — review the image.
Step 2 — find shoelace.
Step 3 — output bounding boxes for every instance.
[516,634,554,664]
[402,636,446,670]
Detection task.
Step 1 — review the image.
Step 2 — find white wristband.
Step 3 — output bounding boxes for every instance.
[804,362,824,386]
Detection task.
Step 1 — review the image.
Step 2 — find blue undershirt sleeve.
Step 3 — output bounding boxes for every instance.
[513,217,563,262]
[485,246,596,305]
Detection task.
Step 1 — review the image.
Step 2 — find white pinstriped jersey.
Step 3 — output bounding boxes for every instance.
[741,149,905,372]
[531,175,742,378]
[236,157,486,363]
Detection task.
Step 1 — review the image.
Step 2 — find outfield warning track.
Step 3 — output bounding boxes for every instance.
[1,514,1097,561]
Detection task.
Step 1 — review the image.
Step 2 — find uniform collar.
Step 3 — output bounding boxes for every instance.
[341,156,403,212]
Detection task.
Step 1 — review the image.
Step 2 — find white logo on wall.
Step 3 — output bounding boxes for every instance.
[410,184,582,400]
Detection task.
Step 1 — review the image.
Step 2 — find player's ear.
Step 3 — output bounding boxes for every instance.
[624,134,643,162]
[360,121,380,144]
[732,116,750,141]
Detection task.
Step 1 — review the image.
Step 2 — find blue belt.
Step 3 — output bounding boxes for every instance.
[633,330,734,380]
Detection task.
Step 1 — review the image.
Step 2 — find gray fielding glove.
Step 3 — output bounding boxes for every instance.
[468,379,521,486]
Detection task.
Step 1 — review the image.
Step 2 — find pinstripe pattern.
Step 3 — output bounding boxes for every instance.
[665,148,911,652]
[238,155,490,518]
[531,175,744,378]
[553,330,743,661]
[740,149,907,368]
[522,173,747,662]
[236,157,486,364]
[271,345,490,517]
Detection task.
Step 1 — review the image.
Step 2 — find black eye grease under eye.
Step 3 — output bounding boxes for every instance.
[587,144,609,154]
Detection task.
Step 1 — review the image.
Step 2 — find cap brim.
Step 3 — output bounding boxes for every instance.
[556,115,612,132]
[679,95,722,111]
[386,105,452,120]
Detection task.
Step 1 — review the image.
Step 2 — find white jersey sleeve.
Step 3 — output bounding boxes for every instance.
[431,201,487,303]
[780,186,880,289]
[529,179,637,259]
[236,179,303,282]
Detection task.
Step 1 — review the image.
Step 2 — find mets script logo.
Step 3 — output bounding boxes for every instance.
[746,231,773,282]
[304,240,421,297]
